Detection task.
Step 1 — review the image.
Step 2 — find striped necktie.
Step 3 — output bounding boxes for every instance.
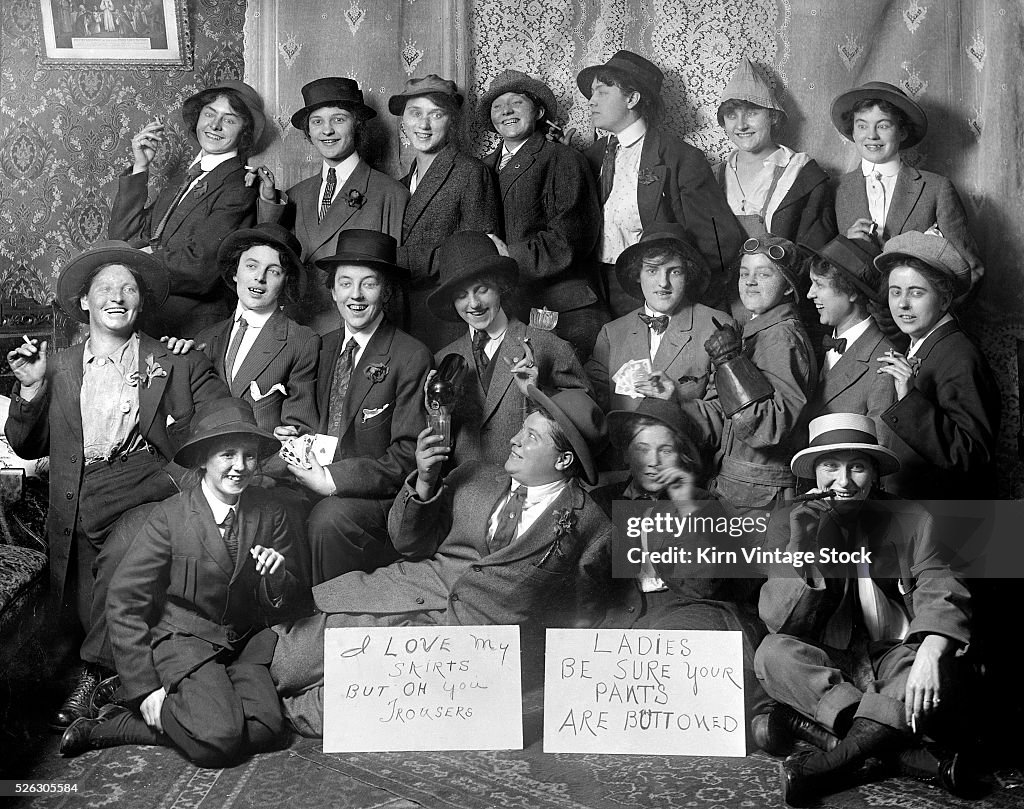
[151,162,204,246]
[319,167,337,223]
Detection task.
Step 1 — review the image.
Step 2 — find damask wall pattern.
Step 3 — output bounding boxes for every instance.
[0,0,248,304]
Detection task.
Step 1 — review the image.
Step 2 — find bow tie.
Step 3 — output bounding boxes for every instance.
[639,313,669,335]
[822,335,847,354]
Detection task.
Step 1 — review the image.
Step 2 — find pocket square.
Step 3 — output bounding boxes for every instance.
[250,380,287,401]
[166,414,176,427]
[361,403,390,423]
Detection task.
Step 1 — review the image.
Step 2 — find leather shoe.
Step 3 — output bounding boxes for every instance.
[780,751,820,807]
[897,747,983,799]
[59,705,123,757]
[51,666,105,731]
[754,705,840,756]
[90,675,121,715]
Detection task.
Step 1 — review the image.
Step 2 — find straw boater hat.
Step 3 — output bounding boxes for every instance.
[182,80,267,146]
[873,230,972,297]
[388,74,463,115]
[614,224,711,302]
[315,229,410,284]
[217,222,303,285]
[173,398,280,468]
[56,240,169,324]
[576,50,664,99]
[427,231,519,323]
[717,58,786,121]
[607,398,701,467]
[526,386,607,486]
[830,81,928,149]
[291,77,377,129]
[803,235,883,303]
[478,70,558,131]
[791,413,900,479]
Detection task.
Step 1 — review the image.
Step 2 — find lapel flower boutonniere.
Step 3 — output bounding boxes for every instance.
[552,508,577,540]
[346,189,366,209]
[365,362,389,384]
[637,168,659,186]
[143,354,167,387]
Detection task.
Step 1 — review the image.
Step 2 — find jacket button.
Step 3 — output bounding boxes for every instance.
[627,606,636,613]
[450,593,459,602]
[66,491,74,500]
[64,528,72,536]
[415,597,425,605]
[70,455,78,463]
[471,565,482,572]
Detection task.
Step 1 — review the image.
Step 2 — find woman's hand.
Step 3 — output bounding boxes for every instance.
[7,337,47,400]
[876,349,917,400]
[506,338,538,396]
[414,426,449,500]
[655,464,696,502]
[636,370,675,400]
[905,634,952,731]
[251,545,285,579]
[245,165,279,202]
[140,687,167,732]
[845,218,879,243]
[131,119,164,173]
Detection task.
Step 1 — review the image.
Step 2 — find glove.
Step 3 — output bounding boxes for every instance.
[704,318,742,365]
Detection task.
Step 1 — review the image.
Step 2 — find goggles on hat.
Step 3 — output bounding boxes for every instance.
[743,237,788,262]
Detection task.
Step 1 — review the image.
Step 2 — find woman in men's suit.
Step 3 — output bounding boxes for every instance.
[109,81,264,337]
[429,232,589,468]
[389,75,501,352]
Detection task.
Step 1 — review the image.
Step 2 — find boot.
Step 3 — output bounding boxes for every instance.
[896,746,983,799]
[51,664,111,731]
[90,675,122,714]
[752,705,840,756]
[60,705,164,757]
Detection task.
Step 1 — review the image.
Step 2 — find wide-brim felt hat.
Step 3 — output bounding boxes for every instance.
[173,398,281,468]
[607,398,701,467]
[291,77,377,129]
[577,50,664,99]
[526,386,607,486]
[791,413,900,479]
[427,231,519,323]
[218,222,303,284]
[182,80,266,146]
[615,225,710,302]
[57,240,170,324]
[388,74,463,115]
[718,58,786,119]
[315,229,409,283]
[873,230,971,297]
[803,235,883,303]
[478,70,558,131]
[830,81,927,149]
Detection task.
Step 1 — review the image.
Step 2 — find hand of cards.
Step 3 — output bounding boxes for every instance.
[279,433,339,469]
[612,358,653,399]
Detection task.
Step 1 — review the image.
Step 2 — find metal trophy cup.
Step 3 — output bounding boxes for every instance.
[427,354,467,448]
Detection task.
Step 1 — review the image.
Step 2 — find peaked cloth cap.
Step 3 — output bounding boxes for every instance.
[607,397,701,467]
[830,81,928,149]
[388,74,463,115]
[873,230,971,297]
[478,70,558,131]
[718,58,786,118]
[427,231,519,323]
[57,240,170,324]
[614,224,710,302]
[173,398,281,468]
[291,77,377,129]
[577,50,664,99]
[182,80,266,146]
[791,413,900,479]
[315,229,409,283]
[217,222,303,284]
[526,386,607,486]
[803,235,883,303]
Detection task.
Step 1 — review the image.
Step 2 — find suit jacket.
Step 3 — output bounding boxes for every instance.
[316,318,431,500]
[313,462,611,631]
[4,333,229,601]
[835,165,982,287]
[585,127,745,305]
[396,144,501,352]
[107,486,299,702]
[586,302,732,413]
[108,157,257,335]
[436,317,589,467]
[880,320,1000,501]
[484,133,601,313]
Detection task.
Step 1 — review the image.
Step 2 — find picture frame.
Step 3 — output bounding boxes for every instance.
[36,0,192,69]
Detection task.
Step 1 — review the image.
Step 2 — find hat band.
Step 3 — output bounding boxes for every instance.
[808,428,879,449]
[327,251,393,266]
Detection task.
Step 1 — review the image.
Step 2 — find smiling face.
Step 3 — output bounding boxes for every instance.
[80,263,142,337]
[852,104,906,165]
[233,244,286,315]
[639,254,688,315]
[813,449,877,511]
[886,265,949,340]
[722,104,776,155]
[453,276,504,332]
[202,436,259,505]
[589,79,639,133]
[627,424,683,494]
[195,94,244,156]
[505,411,570,487]
[402,96,452,155]
[331,263,386,333]
[307,105,358,163]
[490,91,542,147]
[738,253,792,315]
[807,269,859,332]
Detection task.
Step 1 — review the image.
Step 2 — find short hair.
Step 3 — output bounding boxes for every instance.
[808,257,863,301]
[178,435,264,491]
[297,105,373,155]
[626,243,709,301]
[593,68,664,129]
[529,404,582,480]
[841,98,912,143]
[183,88,256,156]
[77,262,157,312]
[398,91,465,149]
[220,236,302,303]
[879,256,956,311]
[626,416,699,469]
[322,263,395,305]
[500,90,551,133]
[715,99,782,129]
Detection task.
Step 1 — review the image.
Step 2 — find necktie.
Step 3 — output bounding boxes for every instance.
[224,315,249,392]
[150,162,204,246]
[498,149,513,171]
[866,170,886,230]
[472,329,489,371]
[822,334,847,354]
[220,508,238,566]
[638,313,669,335]
[327,337,359,436]
[490,486,527,552]
[319,167,337,223]
[600,135,619,204]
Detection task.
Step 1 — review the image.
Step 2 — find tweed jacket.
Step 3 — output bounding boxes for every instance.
[108,157,257,334]
[879,320,1000,501]
[484,133,601,313]
[586,302,733,413]
[585,127,745,303]
[107,486,299,702]
[436,317,589,467]
[835,164,982,288]
[315,318,431,500]
[758,494,971,650]
[313,462,611,629]
[4,333,229,601]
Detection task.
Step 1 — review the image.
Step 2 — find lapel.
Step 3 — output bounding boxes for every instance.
[741,301,796,344]
[162,157,242,242]
[401,144,458,240]
[53,344,86,446]
[497,133,543,199]
[230,489,262,584]
[637,128,669,225]
[191,487,234,578]
[316,329,342,432]
[622,308,652,364]
[137,333,171,438]
[308,160,371,254]
[480,479,585,565]
[884,164,923,239]
[912,319,959,364]
[205,316,234,377]
[232,309,288,398]
[338,318,396,437]
[481,318,526,425]
[844,169,871,223]
[819,319,882,403]
[653,305,694,372]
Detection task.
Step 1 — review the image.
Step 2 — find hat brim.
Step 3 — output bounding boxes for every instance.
[291,99,377,130]
[873,251,969,296]
[57,247,170,324]
[182,84,266,147]
[791,442,900,479]
[173,425,281,468]
[426,258,519,323]
[614,236,711,302]
[802,241,883,304]
[387,91,464,116]
[477,80,557,132]
[315,254,410,284]
[527,386,598,486]
[830,87,927,149]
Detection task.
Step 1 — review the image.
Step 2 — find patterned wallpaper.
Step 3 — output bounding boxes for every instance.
[0,0,247,304]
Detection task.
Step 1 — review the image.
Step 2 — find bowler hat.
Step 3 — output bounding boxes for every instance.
[218,222,303,285]
[526,386,607,486]
[830,81,928,149]
[608,398,701,468]
[717,58,786,122]
[291,77,377,130]
[56,240,170,324]
[427,232,519,323]
[182,80,266,146]
[873,230,971,296]
[315,229,409,283]
[388,74,463,115]
[478,70,557,132]
[791,413,899,479]
[173,398,280,468]
[803,235,883,303]
[614,225,710,303]
[577,50,664,99]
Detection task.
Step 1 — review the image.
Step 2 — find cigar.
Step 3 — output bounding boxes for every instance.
[787,490,837,504]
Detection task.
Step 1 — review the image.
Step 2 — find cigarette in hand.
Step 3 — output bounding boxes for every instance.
[547,120,564,133]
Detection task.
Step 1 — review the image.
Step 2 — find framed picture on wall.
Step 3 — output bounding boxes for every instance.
[36,0,192,68]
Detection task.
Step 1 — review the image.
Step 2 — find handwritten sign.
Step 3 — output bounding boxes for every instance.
[324,625,523,752]
[543,629,745,756]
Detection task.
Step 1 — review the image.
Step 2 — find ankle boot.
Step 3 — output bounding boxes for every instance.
[60,705,164,757]
[51,664,111,730]
[753,705,840,756]
[896,746,982,798]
